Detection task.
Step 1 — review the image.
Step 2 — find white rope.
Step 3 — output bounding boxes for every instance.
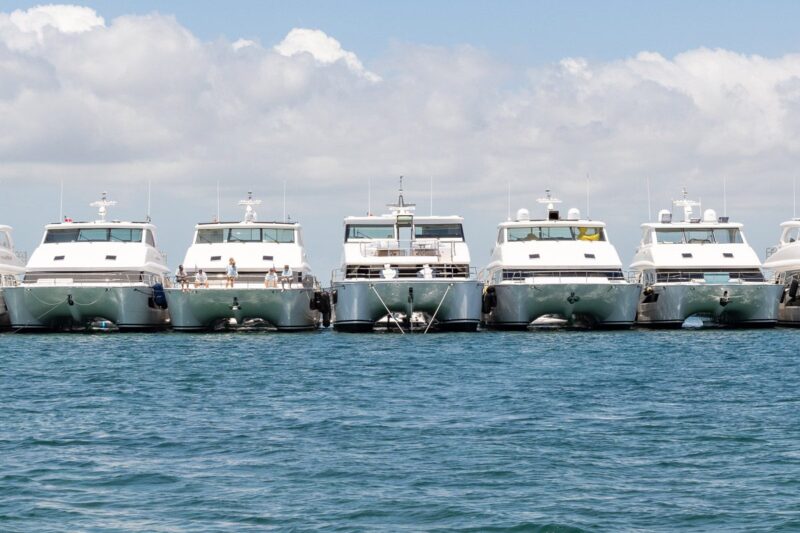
[370,284,405,334]
[424,283,452,334]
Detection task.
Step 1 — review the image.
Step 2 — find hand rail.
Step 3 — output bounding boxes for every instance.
[18,271,166,286]
[332,265,478,282]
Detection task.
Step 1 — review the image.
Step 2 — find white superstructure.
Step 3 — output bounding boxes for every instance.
[331,179,483,332]
[164,193,322,331]
[630,189,781,327]
[482,191,640,328]
[0,225,25,328]
[4,193,170,331]
[763,219,800,324]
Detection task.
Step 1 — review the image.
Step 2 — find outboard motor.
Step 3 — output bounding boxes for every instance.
[482,287,497,314]
[152,283,168,309]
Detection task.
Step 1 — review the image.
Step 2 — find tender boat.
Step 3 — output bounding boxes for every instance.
[164,193,324,331]
[0,225,25,328]
[4,193,170,331]
[331,180,483,333]
[482,191,641,329]
[762,219,800,325]
[630,189,781,327]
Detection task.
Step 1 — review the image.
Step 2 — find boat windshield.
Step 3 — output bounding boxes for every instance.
[346,225,395,240]
[655,228,743,244]
[44,228,143,243]
[196,229,224,243]
[414,224,464,239]
[0,231,9,249]
[506,226,605,242]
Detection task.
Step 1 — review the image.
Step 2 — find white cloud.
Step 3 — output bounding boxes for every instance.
[275,28,381,82]
[1,4,103,49]
[1,5,800,273]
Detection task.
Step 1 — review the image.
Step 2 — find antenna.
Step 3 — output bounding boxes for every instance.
[368,176,372,215]
[387,175,415,214]
[59,179,64,221]
[673,187,701,222]
[238,191,261,223]
[586,172,590,218]
[146,179,152,222]
[430,175,433,216]
[646,176,652,222]
[216,181,220,222]
[282,180,287,222]
[507,182,511,221]
[90,192,117,222]
[723,176,727,217]
[794,176,797,219]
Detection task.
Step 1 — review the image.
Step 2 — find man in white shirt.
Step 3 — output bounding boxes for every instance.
[280,264,294,289]
[194,268,209,288]
[381,263,397,279]
[417,264,434,279]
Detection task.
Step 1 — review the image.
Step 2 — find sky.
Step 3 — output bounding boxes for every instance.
[1,1,800,278]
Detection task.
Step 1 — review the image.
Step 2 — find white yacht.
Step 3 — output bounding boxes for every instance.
[331,181,483,332]
[0,225,26,328]
[630,189,781,327]
[164,193,323,331]
[482,191,641,329]
[762,219,800,325]
[4,193,170,331]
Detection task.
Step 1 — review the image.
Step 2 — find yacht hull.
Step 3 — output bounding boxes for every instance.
[332,279,483,332]
[4,285,169,331]
[483,281,641,329]
[165,288,319,331]
[0,289,10,329]
[636,282,782,327]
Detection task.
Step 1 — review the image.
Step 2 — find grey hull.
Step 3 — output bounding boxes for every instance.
[165,288,319,331]
[4,285,169,331]
[637,282,782,327]
[332,279,483,332]
[0,289,9,329]
[484,281,641,329]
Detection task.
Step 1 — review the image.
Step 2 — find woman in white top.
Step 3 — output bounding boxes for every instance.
[226,258,238,288]
[264,267,278,288]
[194,269,209,288]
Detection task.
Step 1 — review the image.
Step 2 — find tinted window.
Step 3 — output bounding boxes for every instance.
[0,232,9,249]
[263,228,295,243]
[414,224,464,239]
[713,228,743,244]
[228,228,261,242]
[346,225,394,240]
[655,229,685,244]
[78,229,109,241]
[45,229,80,243]
[685,229,713,244]
[196,229,224,243]
[110,228,143,242]
[575,227,605,241]
[145,230,156,247]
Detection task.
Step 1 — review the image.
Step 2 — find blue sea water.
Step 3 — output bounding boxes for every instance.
[1,329,799,532]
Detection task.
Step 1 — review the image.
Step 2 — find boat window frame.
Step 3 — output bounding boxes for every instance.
[0,231,10,249]
[262,228,295,244]
[413,223,464,240]
[345,224,396,241]
[196,229,224,244]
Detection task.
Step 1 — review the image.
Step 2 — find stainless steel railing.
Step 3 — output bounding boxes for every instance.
[332,264,477,282]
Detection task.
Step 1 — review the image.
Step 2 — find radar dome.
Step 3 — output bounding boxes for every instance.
[567,208,581,220]
[703,209,717,222]
[516,208,530,221]
[658,209,672,223]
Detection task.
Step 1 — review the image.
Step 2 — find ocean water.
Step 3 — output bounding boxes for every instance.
[1,329,799,532]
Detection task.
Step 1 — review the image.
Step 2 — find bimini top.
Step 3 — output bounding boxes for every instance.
[181,192,311,274]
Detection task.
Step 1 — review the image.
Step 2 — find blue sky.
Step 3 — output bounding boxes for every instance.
[1,1,800,276]
[6,0,800,63]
